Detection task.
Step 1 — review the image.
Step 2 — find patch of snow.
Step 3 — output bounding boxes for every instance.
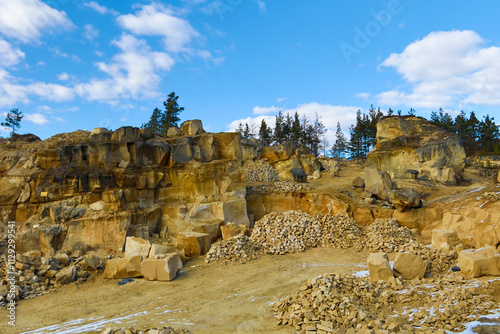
[352,270,369,278]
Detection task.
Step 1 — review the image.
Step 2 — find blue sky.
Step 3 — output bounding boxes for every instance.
[1,0,500,142]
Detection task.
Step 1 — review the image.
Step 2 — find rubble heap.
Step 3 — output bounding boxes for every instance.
[364,219,458,276]
[251,211,322,255]
[100,326,193,334]
[0,249,103,305]
[245,160,279,183]
[246,181,312,194]
[364,218,418,253]
[205,235,260,264]
[318,214,365,250]
[273,273,499,333]
[205,213,458,276]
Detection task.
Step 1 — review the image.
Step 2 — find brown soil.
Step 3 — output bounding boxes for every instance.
[1,248,368,334]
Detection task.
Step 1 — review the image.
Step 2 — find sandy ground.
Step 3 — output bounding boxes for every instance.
[1,248,369,334]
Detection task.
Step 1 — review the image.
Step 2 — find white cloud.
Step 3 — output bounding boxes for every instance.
[227,115,276,132]
[74,34,174,102]
[57,73,70,81]
[276,97,287,102]
[253,105,280,115]
[83,24,99,41]
[117,3,199,53]
[24,113,49,125]
[0,69,75,108]
[377,30,500,108]
[228,102,361,145]
[0,39,25,67]
[0,0,73,43]
[83,1,119,16]
[354,92,370,100]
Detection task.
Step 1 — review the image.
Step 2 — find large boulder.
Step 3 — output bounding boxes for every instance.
[180,120,205,136]
[176,232,211,257]
[55,265,76,284]
[141,254,183,281]
[367,253,393,281]
[167,127,182,137]
[261,142,298,162]
[241,138,262,160]
[432,230,462,251]
[388,187,422,212]
[290,168,307,183]
[366,116,466,185]
[194,133,219,162]
[212,133,242,161]
[170,137,195,164]
[149,243,171,258]
[393,253,427,280]
[352,177,365,188]
[458,247,500,278]
[365,168,392,201]
[124,237,151,258]
[80,255,102,271]
[103,255,143,279]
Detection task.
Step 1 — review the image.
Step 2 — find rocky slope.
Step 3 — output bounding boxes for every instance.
[366,116,466,185]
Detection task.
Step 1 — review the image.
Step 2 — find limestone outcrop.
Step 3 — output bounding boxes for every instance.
[366,116,466,185]
[0,121,250,257]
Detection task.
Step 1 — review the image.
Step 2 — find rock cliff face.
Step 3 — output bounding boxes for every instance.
[0,121,249,254]
[366,116,466,185]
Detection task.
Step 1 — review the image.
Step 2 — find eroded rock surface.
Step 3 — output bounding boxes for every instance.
[367,116,466,185]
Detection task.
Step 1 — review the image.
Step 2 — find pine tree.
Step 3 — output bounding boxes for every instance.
[291,112,301,143]
[311,113,326,156]
[349,123,363,159]
[160,92,184,135]
[142,107,162,133]
[283,112,292,142]
[1,108,23,135]
[236,122,245,137]
[431,108,454,133]
[243,123,251,139]
[259,119,273,146]
[465,112,480,143]
[366,106,384,150]
[273,111,285,144]
[331,122,348,158]
[142,92,184,136]
[479,115,500,154]
[300,114,313,148]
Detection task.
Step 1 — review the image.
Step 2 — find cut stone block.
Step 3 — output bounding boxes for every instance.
[141,254,183,281]
[176,232,211,257]
[458,247,500,278]
[124,236,151,258]
[367,253,393,281]
[393,252,427,280]
[102,255,142,279]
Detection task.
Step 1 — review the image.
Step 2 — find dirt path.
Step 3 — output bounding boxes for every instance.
[2,248,368,334]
